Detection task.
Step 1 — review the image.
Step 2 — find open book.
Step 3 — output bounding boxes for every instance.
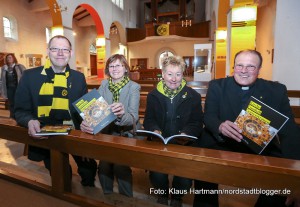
[136,129,198,145]
[35,125,72,136]
[72,89,117,134]
[235,96,289,154]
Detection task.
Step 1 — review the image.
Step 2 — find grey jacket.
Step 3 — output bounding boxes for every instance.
[0,64,25,98]
[98,79,141,135]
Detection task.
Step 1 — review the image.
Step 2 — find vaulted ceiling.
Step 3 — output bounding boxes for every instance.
[27,0,92,24]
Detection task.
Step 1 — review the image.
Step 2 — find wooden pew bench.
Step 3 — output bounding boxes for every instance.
[138,69,162,80]
[139,95,147,120]
[287,90,300,126]
[0,97,9,110]
[0,119,300,207]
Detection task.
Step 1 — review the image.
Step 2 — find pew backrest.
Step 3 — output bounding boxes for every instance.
[287,90,300,126]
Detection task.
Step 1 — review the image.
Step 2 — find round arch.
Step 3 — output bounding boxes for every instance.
[79,3,106,78]
[46,0,63,27]
[155,47,177,68]
[112,21,126,45]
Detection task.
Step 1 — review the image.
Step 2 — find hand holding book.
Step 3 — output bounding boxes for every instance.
[234,96,289,154]
[72,89,117,135]
[218,120,243,142]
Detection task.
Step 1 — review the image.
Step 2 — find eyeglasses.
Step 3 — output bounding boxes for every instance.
[234,64,257,72]
[49,47,71,54]
[109,64,123,69]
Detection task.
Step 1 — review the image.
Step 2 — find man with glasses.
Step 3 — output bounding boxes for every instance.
[193,49,300,207]
[14,35,97,187]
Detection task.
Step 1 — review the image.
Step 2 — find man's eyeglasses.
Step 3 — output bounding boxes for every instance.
[49,47,71,54]
[234,64,257,72]
[109,64,123,69]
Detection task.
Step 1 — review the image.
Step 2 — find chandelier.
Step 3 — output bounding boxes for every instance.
[53,0,67,13]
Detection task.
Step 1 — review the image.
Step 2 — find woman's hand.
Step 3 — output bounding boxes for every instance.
[80,120,94,134]
[110,102,125,118]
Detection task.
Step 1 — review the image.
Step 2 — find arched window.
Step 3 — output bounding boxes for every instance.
[3,16,18,40]
[3,17,12,38]
[159,51,174,69]
[111,0,124,10]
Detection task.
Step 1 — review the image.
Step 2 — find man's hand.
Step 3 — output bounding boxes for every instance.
[219,120,243,142]
[28,120,48,139]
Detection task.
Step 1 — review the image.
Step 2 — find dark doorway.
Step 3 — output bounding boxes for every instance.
[90,54,97,76]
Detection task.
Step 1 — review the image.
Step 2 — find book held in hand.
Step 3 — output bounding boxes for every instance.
[35,125,72,136]
[136,129,198,145]
[235,96,289,154]
[72,89,117,134]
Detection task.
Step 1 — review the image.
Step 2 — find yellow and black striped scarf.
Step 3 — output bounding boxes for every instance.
[108,76,130,102]
[157,79,186,99]
[37,64,71,125]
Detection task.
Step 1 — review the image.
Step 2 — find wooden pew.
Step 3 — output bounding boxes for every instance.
[138,69,162,80]
[187,81,209,95]
[0,119,300,207]
[135,80,158,86]
[0,97,9,110]
[87,84,100,90]
[287,90,300,126]
[139,95,147,119]
[87,80,158,92]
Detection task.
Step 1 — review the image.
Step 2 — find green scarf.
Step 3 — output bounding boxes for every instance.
[37,65,71,125]
[108,76,130,102]
[157,79,186,99]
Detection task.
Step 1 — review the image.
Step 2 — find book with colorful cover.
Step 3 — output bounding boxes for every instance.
[136,129,198,145]
[72,89,117,134]
[35,125,72,136]
[235,96,289,154]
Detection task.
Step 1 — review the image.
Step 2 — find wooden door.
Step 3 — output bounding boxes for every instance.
[137,58,148,70]
[90,54,97,76]
[183,56,194,77]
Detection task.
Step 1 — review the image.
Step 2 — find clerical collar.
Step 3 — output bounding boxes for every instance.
[233,78,255,90]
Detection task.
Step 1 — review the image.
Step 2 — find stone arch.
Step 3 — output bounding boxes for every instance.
[79,3,106,78]
[112,21,126,45]
[46,0,63,27]
[80,4,104,37]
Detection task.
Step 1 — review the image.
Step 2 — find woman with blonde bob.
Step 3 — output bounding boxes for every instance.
[143,55,203,207]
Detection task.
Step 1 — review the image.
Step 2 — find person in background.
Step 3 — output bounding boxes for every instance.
[80,54,141,197]
[14,35,97,187]
[143,55,203,207]
[193,49,300,207]
[1,53,25,118]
